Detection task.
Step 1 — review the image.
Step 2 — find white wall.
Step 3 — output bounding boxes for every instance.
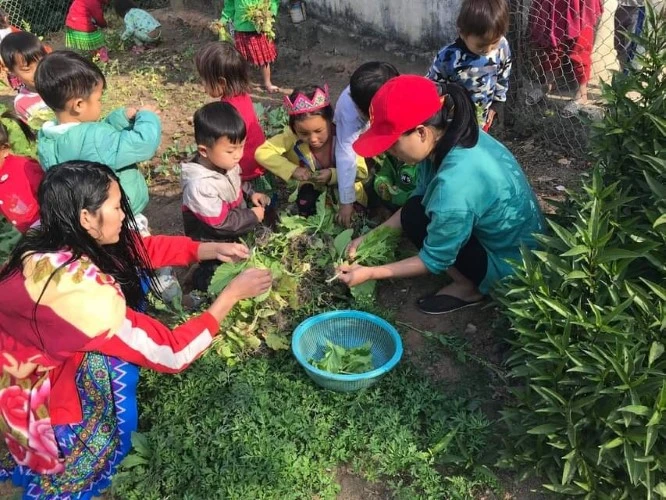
[304,0,462,49]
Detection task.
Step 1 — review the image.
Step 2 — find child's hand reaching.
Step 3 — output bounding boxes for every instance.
[251,192,271,207]
[251,206,265,222]
[312,169,332,185]
[139,104,161,115]
[292,167,312,181]
[125,107,138,120]
[376,181,398,201]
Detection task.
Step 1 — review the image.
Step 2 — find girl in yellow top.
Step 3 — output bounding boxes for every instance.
[255,84,367,216]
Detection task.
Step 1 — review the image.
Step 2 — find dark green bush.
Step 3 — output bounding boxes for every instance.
[498,5,666,498]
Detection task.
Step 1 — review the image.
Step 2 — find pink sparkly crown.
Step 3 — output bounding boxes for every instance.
[283,84,330,116]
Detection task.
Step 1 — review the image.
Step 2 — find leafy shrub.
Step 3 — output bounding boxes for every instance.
[498,6,666,497]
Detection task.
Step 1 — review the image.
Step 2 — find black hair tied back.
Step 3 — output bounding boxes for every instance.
[425,81,479,167]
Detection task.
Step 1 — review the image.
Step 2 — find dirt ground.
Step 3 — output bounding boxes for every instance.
[0,6,587,499]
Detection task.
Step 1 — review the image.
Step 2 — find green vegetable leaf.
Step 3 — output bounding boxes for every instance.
[208,261,247,296]
[310,341,374,374]
[354,227,401,266]
[333,229,354,260]
[265,332,290,350]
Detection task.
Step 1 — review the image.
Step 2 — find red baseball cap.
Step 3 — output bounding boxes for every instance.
[353,75,441,158]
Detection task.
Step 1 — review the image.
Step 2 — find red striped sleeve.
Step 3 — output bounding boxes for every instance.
[191,190,244,228]
[87,309,219,373]
[141,235,201,268]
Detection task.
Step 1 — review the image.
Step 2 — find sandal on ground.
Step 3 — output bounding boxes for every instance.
[525,87,545,106]
[560,100,585,118]
[416,294,484,315]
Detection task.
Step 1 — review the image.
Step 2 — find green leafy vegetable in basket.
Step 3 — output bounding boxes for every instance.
[309,341,374,374]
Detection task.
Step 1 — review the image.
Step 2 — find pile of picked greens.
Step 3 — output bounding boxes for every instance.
[205,194,400,365]
[309,341,374,374]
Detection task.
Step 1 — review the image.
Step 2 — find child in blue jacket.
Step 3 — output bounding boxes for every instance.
[34,51,161,217]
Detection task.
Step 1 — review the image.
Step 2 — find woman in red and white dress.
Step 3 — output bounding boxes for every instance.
[0,161,272,498]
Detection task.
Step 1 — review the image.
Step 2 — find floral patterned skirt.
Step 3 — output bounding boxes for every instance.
[0,353,139,499]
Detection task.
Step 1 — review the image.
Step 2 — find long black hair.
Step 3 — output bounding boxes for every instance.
[423,81,479,167]
[0,161,160,309]
[0,110,36,145]
[113,0,137,18]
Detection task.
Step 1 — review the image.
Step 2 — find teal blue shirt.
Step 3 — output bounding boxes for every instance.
[413,131,544,294]
[37,109,161,216]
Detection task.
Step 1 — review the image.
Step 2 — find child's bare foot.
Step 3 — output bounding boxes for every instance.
[264,83,280,93]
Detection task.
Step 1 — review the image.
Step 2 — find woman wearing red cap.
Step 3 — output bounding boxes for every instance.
[338,75,544,314]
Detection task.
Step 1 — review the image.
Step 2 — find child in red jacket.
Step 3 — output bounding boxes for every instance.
[0,111,42,232]
[65,0,110,62]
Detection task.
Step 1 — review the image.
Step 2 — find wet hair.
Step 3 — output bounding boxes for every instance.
[407,82,479,167]
[0,161,161,313]
[195,42,251,98]
[349,61,400,116]
[194,101,246,148]
[457,0,509,40]
[113,0,137,18]
[0,110,36,146]
[287,85,334,133]
[0,8,10,29]
[34,51,106,112]
[0,31,48,71]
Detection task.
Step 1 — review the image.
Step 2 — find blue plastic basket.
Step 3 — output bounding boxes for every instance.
[291,310,403,392]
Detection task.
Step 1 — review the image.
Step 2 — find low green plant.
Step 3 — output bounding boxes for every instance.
[205,194,399,364]
[109,353,498,499]
[498,7,666,497]
[152,141,196,179]
[254,102,289,137]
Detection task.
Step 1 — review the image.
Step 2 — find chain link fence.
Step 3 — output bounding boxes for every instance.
[0,0,170,36]
[507,0,653,154]
[1,0,70,34]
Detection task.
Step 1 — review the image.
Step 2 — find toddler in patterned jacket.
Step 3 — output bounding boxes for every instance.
[113,0,162,52]
[427,0,511,131]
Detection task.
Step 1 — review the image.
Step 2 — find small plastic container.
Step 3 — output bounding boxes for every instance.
[289,1,307,24]
[291,310,403,392]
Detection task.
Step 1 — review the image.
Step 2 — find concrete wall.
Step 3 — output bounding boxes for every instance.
[305,0,462,49]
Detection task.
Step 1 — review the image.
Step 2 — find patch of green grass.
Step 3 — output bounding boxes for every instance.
[109,352,502,499]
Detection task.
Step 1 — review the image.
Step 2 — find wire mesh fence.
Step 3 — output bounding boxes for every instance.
[0,0,71,34]
[507,0,649,154]
[0,0,170,36]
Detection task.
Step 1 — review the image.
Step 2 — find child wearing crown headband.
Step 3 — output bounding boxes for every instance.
[255,84,368,217]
